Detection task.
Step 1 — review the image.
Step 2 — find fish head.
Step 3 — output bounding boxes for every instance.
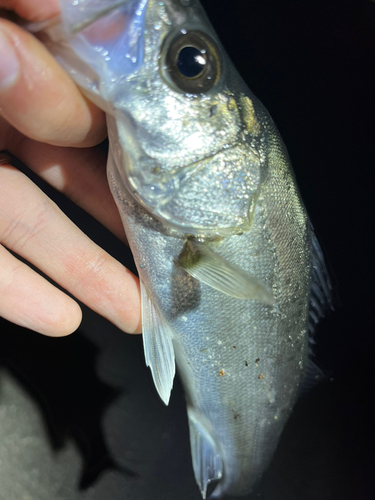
[46,0,268,235]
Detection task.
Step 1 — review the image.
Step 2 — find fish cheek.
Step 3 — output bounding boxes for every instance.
[169,264,201,319]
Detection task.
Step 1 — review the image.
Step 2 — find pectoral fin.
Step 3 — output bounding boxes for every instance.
[178,239,274,304]
[141,281,175,405]
[187,407,223,500]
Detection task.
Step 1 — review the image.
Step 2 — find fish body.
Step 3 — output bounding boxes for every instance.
[40,1,330,497]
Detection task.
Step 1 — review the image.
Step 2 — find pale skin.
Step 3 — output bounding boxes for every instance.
[0,0,142,336]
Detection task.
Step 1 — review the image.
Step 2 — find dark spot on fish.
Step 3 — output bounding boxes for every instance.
[255,357,260,363]
[219,369,226,377]
[258,373,265,380]
[232,410,240,420]
[245,360,249,366]
[170,263,201,318]
[210,105,217,117]
[233,346,236,349]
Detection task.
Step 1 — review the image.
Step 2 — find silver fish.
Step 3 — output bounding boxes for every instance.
[40,0,331,497]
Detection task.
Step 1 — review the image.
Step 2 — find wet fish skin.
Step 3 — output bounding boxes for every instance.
[39,1,329,497]
[106,2,311,493]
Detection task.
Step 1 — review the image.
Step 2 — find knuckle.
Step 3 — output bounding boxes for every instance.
[1,192,54,251]
[83,253,111,283]
[68,250,110,286]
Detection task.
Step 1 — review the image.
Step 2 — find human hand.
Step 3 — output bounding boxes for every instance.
[0,0,141,336]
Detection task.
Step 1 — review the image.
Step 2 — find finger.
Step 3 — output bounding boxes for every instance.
[5,136,127,244]
[0,19,106,147]
[0,0,59,21]
[0,243,82,336]
[0,162,142,334]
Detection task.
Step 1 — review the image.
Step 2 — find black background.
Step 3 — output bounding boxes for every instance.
[0,1,374,499]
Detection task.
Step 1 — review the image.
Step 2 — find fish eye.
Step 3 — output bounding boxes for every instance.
[162,30,221,93]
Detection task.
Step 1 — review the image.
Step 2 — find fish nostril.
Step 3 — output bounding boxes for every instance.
[210,105,218,117]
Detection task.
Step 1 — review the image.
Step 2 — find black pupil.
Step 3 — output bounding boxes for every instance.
[177,46,206,78]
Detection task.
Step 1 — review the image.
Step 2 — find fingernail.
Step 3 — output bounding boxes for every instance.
[0,27,20,92]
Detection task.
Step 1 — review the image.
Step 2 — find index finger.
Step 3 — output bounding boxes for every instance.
[0,13,106,148]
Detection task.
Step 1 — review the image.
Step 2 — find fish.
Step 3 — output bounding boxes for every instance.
[37,0,331,497]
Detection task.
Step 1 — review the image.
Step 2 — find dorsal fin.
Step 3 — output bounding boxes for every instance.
[308,224,333,339]
[307,222,334,368]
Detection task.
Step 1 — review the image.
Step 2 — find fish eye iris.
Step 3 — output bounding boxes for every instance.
[177,47,206,78]
[163,30,221,93]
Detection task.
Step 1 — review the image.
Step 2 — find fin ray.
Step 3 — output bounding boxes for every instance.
[178,240,274,304]
[141,281,175,405]
[299,357,327,396]
[187,407,223,500]
[308,224,333,342]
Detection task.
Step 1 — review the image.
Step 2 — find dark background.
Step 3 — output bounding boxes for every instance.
[0,0,374,499]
